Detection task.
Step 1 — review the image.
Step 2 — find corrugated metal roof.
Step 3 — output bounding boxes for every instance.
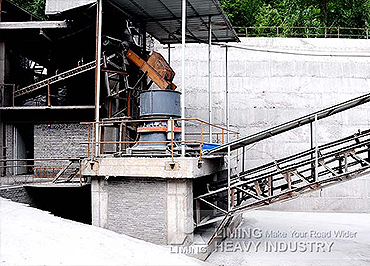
[108,0,239,43]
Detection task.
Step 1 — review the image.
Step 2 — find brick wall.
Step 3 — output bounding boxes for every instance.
[4,124,13,175]
[34,123,88,168]
[0,117,4,176]
[106,177,168,245]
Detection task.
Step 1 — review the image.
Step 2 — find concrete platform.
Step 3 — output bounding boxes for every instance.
[81,155,226,247]
[81,156,223,179]
[24,183,87,188]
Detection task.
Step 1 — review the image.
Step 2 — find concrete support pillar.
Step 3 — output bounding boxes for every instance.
[91,176,108,228]
[86,158,222,246]
[167,179,194,245]
[90,176,194,246]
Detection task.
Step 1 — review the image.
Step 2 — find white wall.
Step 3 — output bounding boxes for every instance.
[155,37,370,212]
[45,0,95,15]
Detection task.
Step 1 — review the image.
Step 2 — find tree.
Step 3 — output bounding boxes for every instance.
[9,0,46,19]
[257,0,323,36]
[220,0,263,27]
[221,0,370,36]
[324,0,370,28]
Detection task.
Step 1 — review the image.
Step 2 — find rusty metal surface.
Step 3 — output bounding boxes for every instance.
[126,49,176,90]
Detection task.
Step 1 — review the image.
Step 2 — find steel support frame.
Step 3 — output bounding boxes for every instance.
[208,16,213,143]
[181,0,186,156]
[94,0,103,158]
[195,129,370,243]
[225,45,231,212]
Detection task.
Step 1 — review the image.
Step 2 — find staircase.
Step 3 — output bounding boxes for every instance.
[51,160,81,184]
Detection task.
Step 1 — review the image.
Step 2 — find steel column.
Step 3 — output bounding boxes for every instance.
[181,0,186,156]
[310,122,314,180]
[167,44,171,65]
[315,114,318,181]
[208,16,212,143]
[242,146,245,173]
[94,0,103,158]
[226,45,231,211]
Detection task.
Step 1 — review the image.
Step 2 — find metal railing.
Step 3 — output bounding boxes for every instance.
[81,118,239,162]
[0,158,83,185]
[234,26,370,39]
[198,128,370,244]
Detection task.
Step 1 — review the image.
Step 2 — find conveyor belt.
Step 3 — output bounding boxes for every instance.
[197,129,370,244]
[14,61,99,98]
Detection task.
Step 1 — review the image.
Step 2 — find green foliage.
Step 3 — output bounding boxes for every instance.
[325,0,370,28]
[9,0,46,19]
[221,0,370,36]
[254,0,323,36]
[220,0,263,26]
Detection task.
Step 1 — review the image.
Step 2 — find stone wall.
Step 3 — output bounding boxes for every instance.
[0,186,35,207]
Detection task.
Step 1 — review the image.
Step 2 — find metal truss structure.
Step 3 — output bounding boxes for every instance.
[13,55,119,98]
[197,119,370,245]
[196,91,370,245]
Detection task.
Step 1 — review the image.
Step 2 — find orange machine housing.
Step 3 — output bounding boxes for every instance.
[126,49,176,90]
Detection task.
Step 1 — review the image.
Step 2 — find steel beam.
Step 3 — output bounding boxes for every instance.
[0,21,69,29]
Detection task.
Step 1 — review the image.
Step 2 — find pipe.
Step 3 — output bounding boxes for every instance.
[226,45,231,211]
[226,46,229,143]
[168,44,171,65]
[208,16,212,143]
[94,0,103,158]
[181,0,186,157]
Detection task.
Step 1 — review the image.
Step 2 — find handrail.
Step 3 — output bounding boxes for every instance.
[234,26,370,39]
[81,118,239,161]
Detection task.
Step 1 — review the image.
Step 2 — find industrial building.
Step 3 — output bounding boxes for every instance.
[1,0,370,261]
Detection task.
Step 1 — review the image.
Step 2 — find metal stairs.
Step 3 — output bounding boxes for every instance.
[51,160,80,184]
